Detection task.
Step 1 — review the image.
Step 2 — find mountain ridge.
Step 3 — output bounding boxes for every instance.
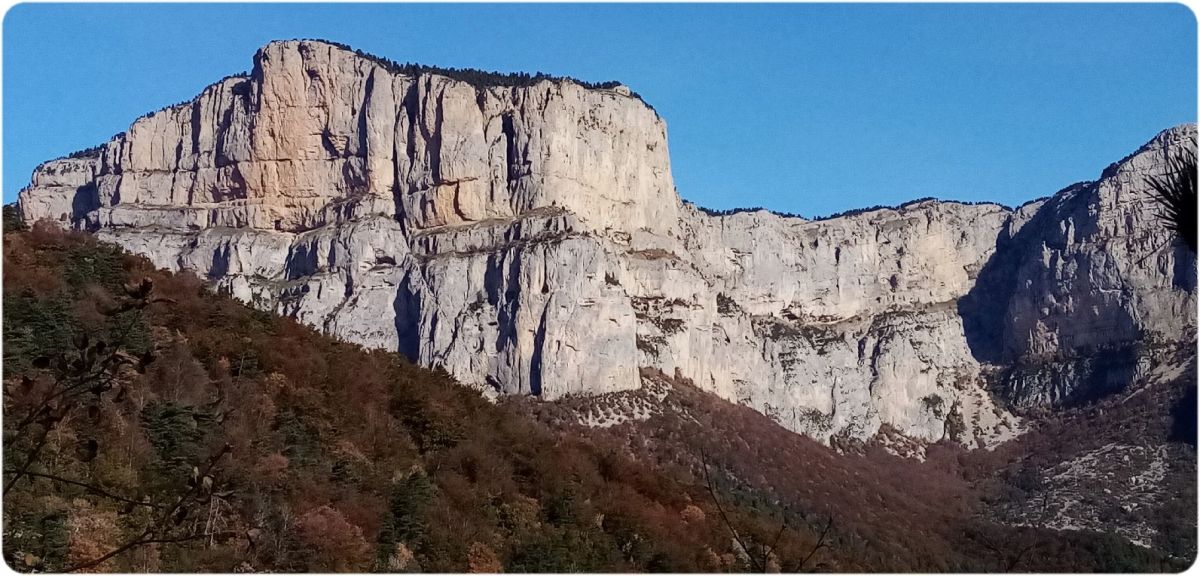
[17,39,1197,451]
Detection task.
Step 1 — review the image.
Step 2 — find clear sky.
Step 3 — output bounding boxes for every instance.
[3,3,1196,217]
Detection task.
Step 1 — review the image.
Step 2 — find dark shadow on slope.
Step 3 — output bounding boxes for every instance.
[284,243,319,280]
[1170,383,1198,446]
[960,179,1189,412]
[208,244,231,280]
[956,233,1022,364]
[71,182,100,229]
[993,343,1140,410]
[393,270,423,362]
[528,305,547,397]
[959,183,1098,364]
[1172,242,1198,293]
[1078,344,1140,404]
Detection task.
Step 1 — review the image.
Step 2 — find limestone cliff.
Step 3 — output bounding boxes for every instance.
[18,39,1196,447]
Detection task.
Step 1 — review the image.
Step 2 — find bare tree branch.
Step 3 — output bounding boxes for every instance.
[4,423,56,496]
[59,444,232,572]
[62,530,237,573]
[796,515,833,572]
[6,470,161,509]
[763,520,787,567]
[699,446,763,572]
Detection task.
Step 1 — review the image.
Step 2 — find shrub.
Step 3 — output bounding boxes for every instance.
[3,509,69,571]
[295,505,371,571]
[64,243,127,291]
[140,402,215,487]
[2,293,76,374]
[376,471,435,565]
[3,203,25,232]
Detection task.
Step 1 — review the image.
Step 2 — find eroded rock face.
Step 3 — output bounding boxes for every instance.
[959,128,1198,409]
[18,40,1196,447]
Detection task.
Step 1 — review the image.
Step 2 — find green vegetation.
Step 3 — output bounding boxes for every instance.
[684,197,1009,222]
[296,38,647,101]
[3,204,25,233]
[3,294,76,375]
[65,145,104,160]
[686,201,805,220]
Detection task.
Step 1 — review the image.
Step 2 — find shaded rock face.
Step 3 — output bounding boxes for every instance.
[19,40,1196,447]
[959,128,1198,409]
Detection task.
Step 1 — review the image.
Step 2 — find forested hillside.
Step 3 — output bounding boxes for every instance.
[2,222,1193,572]
[2,223,841,572]
[533,368,1195,572]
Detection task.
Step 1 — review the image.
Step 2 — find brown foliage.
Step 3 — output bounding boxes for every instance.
[294,505,371,571]
[1,227,807,572]
[4,226,1190,573]
[467,541,503,573]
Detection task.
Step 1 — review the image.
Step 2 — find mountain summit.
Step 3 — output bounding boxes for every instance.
[18,39,1197,448]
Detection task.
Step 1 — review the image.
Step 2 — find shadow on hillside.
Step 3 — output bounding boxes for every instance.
[958,181,1190,412]
[1171,382,1198,446]
[958,193,1061,364]
[71,182,100,229]
[393,271,424,362]
[1171,242,1198,292]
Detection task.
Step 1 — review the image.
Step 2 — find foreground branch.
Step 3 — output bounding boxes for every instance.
[699,446,763,571]
[5,470,160,509]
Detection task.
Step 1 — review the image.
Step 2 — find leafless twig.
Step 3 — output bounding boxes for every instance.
[699,446,763,571]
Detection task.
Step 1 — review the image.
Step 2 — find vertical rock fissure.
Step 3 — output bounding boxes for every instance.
[529,299,550,397]
[502,113,517,191]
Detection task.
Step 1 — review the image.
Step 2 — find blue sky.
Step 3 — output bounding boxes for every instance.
[3,3,1196,217]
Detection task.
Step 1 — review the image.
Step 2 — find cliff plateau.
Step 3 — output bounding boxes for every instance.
[18,40,1197,448]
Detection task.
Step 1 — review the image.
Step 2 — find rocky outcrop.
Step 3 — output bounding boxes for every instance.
[18,39,1196,447]
[960,128,1198,409]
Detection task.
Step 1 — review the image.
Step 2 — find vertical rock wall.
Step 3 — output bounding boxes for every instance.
[18,39,1196,447]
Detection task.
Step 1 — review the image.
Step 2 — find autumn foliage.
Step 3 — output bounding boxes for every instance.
[2,224,1193,572]
[1,226,836,572]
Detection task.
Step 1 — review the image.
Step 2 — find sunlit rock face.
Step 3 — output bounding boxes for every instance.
[957,127,1198,409]
[19,39,1195,447]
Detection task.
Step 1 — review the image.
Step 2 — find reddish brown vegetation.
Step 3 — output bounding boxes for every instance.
[2,225,1192,572]
[1,227,843,572]
[531,365,1195,572]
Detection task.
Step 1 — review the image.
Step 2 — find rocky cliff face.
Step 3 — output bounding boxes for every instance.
[960,128,1198,409]
[19,40,1196,448]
